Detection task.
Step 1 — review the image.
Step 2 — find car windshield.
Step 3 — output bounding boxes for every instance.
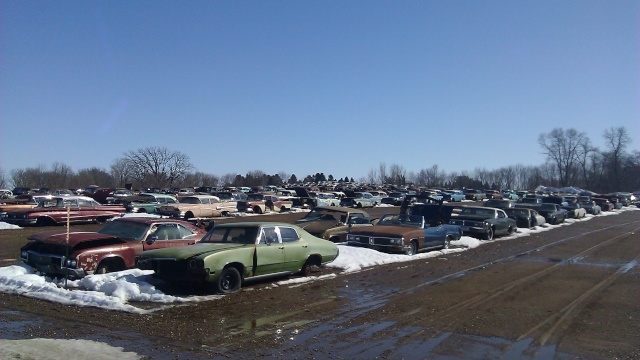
[460,208,496,218]
[200,226,259,244]
[97,220,150,240]
[247,194,265,201]
[300,208,346,221]
[377,214,423,227]
[506,209,528,217]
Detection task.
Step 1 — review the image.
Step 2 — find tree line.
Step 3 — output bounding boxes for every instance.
[0,127,637,193]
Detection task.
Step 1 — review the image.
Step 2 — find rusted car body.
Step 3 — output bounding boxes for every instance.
[347,213,462,255]
[20,217,206,278]
[296,206,372,242]
[157,195,237,219]
[0,195,53,216]
[1,196,126,226]
[236,194,293,214]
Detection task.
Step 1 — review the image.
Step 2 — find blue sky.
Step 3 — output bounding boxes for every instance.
[1,1,638,181]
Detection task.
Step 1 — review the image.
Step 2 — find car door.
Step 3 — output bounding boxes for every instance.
[142,223,198,251]
[279,226,308,272]
[254,226,285,275]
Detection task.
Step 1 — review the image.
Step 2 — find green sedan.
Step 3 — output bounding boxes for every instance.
[136,222,339,294]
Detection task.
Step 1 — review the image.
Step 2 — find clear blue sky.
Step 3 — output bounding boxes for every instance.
[1,1,638,181]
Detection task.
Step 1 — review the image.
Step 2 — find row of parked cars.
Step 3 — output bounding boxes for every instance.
[11,186,638,295]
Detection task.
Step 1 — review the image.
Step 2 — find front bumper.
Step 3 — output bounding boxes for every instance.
[21,250,86,278]
[347,235,406,253]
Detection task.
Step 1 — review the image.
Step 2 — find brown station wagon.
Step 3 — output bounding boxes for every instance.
[20,216,206,278]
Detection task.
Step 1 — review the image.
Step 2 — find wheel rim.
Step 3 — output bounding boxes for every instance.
[486,228,494,240]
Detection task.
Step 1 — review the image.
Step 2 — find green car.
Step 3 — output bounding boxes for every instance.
[136,222,339,294]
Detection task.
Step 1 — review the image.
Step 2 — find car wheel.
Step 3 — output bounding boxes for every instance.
[184,212,194,221]
[442,236,451,250]
[405,240,418,256]
[280,206,287,213]
[299,259,314,277]
[254,206,263,214]
[216,267,242,294]
[95,259,124,275]
[484,227,494,241]
[36,217,55,226]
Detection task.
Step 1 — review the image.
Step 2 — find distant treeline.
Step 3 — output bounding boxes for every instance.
[1,127,638,193]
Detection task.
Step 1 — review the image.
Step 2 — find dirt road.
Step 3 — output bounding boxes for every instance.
[1,209,638,359]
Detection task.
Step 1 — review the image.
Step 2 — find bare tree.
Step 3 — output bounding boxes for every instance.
[367,168,379,184]
[0,167,7,189]
[277,171,290,185]
[10,165,47,188]
[220,173,237,187]
[388,163,406,185]
[538,128,589,187]
[76,167,115,188]
[111,158,135,188]
[123,147,193,188]
[602,127,631,191]
[378,163,387,185]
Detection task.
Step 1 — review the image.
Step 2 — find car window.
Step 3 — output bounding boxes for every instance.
[177,224,195,238]
[78,199,94,207]
[259,226,280,244]
[279,227,300,242]
[151,224,182,240]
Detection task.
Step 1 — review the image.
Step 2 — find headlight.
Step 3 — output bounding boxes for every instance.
[64,258,77,268]
[20,250,28,258]
[188,258,203,270]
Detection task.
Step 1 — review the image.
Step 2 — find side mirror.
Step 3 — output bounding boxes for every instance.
[146,236,158,245]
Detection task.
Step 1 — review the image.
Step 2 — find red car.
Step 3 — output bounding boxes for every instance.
[1,196,126,226]
[20,217,207,278]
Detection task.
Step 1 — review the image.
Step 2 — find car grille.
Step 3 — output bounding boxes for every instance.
[450,219,483,227]
[28,243,69,256]
[25,251,65,267]
[150,259,190,278]
[349,235,399,245]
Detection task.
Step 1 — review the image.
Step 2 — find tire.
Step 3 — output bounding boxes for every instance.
[216,267,242,294]
[280,206,287,213]
[356,203,363,209]
[184,212,194,221]
[405,240,418,256]
[484,227,494,241]
[254,206,263,214]
[95,264,109,274]
[442,236,451,250]
[95,259,124,275]
[508,226,515,234]
[36,217,55,227]
[299,259,314,277]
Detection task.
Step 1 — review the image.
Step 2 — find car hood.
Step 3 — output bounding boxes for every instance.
[349,225,420,237]
[296,219,340,233]
[141,242,246,259]
[28,230,125,246]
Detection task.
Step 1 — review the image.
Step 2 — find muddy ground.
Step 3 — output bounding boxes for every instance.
[0,208,638,359]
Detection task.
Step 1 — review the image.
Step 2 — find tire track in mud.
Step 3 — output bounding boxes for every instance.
[249,219,640,358]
